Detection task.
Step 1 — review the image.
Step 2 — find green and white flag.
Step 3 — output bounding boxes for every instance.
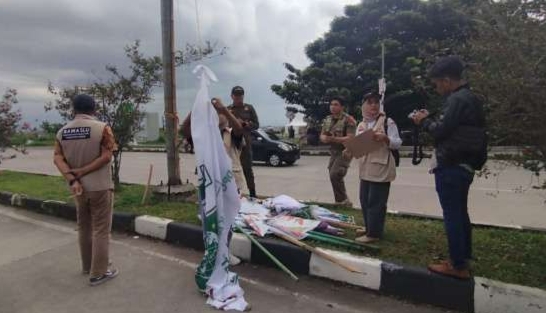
[191,65,248,311]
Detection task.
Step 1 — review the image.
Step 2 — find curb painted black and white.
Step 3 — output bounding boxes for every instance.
[1,191,544,313]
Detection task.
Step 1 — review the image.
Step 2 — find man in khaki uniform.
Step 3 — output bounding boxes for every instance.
[227,86,260,198]
[320,97,356,206]
[53,94,118,286]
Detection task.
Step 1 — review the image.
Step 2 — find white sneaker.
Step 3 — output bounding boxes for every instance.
[229,253,241,266]
[335,199,353,207]
[355,235,379,244]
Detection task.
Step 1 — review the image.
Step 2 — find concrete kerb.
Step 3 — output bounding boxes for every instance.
[0,191,136,232]
[128,148,332,156]
[310,248,382,290]
[474,277,546,313]
[135,215,173,240]
[0,191,12,205]
[380,261,474,312]
[1,189,545,313]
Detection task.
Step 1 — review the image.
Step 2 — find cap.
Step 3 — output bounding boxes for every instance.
[231,86,244,95]
[362,91,381,103]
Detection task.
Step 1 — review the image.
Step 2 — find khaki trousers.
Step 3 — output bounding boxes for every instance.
[328,150,351,202]
[75,190,113,277]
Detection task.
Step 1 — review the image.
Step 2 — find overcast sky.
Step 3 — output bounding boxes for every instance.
[0,0,360,127]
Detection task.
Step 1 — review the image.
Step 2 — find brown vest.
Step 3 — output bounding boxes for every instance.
[56,115,113,191]
[357,115,396,182]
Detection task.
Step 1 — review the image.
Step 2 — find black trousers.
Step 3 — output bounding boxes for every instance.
[359,180,391,238]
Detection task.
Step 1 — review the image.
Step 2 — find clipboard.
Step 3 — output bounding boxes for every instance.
[343,129,383,158]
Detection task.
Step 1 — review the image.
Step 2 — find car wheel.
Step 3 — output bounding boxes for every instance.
[267,154,282,167]
[285,160,295,166]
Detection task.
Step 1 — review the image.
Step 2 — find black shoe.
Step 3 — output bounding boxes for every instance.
[249,189,256,198]
[89,268,119,286]
[82,261,113,275]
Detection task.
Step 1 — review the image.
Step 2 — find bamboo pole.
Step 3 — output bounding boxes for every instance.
[323,219,365,231]
[141,164,154,205]
[234,225,299,281]
[306,232,364,251]
[307,231,380,252]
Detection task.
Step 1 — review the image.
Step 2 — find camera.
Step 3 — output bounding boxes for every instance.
[408,110,419,119]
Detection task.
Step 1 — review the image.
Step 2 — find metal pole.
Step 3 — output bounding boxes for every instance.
[161,0,181,185]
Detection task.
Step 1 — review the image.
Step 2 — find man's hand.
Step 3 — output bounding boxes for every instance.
[412,109,429,125]
[240,119,252,129]
[68,168,85,179]
[346,115,357,126]
[211,98,227,113]
[70,181,83,196]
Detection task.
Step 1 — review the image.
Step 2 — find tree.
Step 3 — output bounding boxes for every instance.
[46,42,159,186]
[460,0,546,186]
[0,88,22,163]
[272,0,473,128]
[40,121,64,134]
[46,41,222,186]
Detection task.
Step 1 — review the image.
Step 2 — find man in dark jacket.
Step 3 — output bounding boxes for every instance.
[412,56,487,279]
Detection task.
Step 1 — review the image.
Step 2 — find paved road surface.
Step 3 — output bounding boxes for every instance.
[0,204,450,313]
[2,148,545,229]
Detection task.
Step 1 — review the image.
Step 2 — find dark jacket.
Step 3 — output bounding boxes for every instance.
[422,84,487,170]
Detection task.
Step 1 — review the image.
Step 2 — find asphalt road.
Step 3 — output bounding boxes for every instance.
[0,204,451,313]
[2,147,545,229]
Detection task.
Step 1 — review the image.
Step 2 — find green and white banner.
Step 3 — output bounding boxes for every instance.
[191,65,248,311]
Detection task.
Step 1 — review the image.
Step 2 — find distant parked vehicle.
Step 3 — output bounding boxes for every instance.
[250,129,300,166]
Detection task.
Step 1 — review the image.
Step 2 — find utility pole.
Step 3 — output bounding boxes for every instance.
[381,42,385,79]
[161,0,181,186]
[379,42,386,113]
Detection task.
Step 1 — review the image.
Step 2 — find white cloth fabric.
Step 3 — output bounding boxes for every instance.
[262,194,305,213]
[191,64,248,311]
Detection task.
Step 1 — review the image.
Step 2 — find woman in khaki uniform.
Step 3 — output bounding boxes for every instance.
[345,92,402,243]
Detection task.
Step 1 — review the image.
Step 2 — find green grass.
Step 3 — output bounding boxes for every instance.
[0,170,545,290]
[10,133,56,147]
[0,171,200,225]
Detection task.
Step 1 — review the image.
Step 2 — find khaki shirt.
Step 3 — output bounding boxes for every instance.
[321,113,356,151]
[227,103,259,149]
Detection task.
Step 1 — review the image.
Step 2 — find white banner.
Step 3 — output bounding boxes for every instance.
[267,215,321,240]
[191,65,248,311]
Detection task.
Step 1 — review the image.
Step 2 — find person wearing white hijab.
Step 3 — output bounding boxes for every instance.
[345,92,402,243]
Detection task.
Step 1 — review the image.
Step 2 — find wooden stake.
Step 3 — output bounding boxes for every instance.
[273,231,361,273]
[141,164,154,205]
